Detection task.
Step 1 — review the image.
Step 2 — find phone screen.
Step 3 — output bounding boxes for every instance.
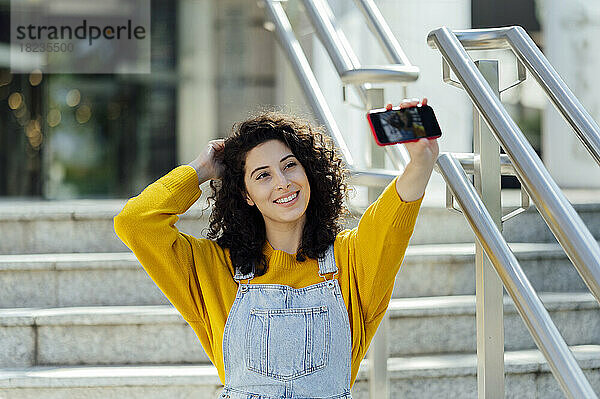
[367,104,442,146]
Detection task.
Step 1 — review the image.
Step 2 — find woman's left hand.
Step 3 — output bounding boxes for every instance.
[385,98,439,169]
[386,98,440,202]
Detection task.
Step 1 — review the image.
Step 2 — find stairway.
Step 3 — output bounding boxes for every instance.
[1,193,599,398]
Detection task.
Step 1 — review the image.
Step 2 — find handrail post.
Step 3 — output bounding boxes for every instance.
[365,88,386,203]
[473,60,504,398]
[364,87,390,399]
[438,153,598,399]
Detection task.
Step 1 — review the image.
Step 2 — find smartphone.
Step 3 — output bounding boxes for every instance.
[367,104,442,146]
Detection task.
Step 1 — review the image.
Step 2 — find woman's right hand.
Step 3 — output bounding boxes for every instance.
[188,139,225,184]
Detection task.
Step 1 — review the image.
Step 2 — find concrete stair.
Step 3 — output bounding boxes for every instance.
[0,364,222,399]
[1,198,599,254]
[0,242,592,308]
[1,346,599,399]
[0,253,169,308]
[0,294,598,367]
[0,196,599,398]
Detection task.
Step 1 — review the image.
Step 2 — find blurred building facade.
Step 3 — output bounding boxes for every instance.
[0,0,596,200]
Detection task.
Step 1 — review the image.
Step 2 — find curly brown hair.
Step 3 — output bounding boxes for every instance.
[205,111,351,278]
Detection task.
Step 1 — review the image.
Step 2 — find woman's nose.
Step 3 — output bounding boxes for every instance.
[274,170,291,189]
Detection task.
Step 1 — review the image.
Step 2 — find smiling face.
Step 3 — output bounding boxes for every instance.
[243,139,311,229]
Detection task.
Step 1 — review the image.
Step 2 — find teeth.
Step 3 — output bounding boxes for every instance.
[275,192,298,204]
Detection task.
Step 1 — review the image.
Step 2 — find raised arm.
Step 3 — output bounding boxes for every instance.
[113,139,227,322]
[113,166,205,321]
[349,98,438,325]
[392,98,439,202]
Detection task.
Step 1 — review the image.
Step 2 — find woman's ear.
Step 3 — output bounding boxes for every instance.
[245,192,255,206]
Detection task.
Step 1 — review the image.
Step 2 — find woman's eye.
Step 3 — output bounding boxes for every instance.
[255,162,295,180]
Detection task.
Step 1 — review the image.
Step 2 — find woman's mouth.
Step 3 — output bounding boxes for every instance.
[273,191,300,206]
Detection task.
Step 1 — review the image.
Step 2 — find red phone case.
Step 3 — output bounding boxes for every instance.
[367,106,440,146]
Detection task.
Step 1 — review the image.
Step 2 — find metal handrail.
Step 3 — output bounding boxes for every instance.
[351,0,413,66]
[429,26,600,165]
[352,153,516,188]
[437,153,597,399]
[262,0,410,174]
[428,26,600,398]
[299,0,419,85]
[262,0,354,166]
[427,27,600,305]
[298,0,415,169]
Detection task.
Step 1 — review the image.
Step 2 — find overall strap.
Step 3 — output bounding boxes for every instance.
[233,263,255,283]
[317,242,338,280]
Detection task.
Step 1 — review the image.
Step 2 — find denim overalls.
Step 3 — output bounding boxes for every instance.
[217,243,353,399]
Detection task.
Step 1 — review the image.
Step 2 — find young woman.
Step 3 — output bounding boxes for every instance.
[114,98,438,399]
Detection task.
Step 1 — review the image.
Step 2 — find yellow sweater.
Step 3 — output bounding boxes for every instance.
[114,165,423,387]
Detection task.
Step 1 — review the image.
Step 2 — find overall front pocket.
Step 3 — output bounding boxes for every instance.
[245,306,330,380]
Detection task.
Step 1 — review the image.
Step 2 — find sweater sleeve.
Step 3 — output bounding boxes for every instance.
[113,165,206,322]
[349,176,423,324]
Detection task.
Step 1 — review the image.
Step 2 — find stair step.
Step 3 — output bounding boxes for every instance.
[360,345,600,398]
[2,293,597,367]
[0,364,221,388]
[1,242,592,308]
[1,346,599,399]
[0,252,168,308]
[396,241,593,297]
[385,292,600,356]
[0,364,221,399]
[0,199,599,254]
[0,200,132,254]
[0,306,209,367]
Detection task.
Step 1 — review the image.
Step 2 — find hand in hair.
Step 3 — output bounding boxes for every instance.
[188,139,226,184]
